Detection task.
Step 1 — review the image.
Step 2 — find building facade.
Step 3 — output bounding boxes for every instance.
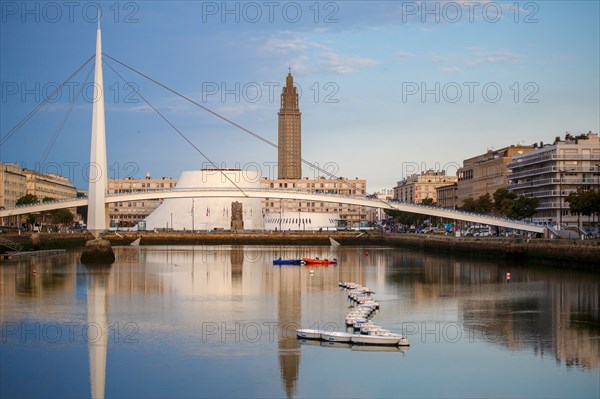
[393,171,457,204]
[436,183,458,209]
[0,163,27,227]
[108,173,177,226]
[278,69,302,179]
[261,177,368,226]
[0,163,27,209]
[0,163,78,227]
[457,145,534,206]
[508,132,600,227]
[24,170,77,200]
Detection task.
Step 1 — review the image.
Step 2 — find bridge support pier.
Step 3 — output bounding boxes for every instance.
[81,238,115,264]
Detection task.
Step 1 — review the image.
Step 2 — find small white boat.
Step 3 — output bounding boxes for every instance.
[296,329,324,339]
[352,334,401,346]
[321,341,352,349]
[320,331,355,343]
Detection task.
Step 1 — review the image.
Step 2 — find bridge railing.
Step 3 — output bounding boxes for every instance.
[109,187,541,228]
[10,196,85,210]
[2,187,546,231]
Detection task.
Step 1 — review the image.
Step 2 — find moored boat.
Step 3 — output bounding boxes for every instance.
[273,258,303,265]
[351,334,401,346]
[302,257,337,265]
[320,331,355,343]
[296,328,324,339]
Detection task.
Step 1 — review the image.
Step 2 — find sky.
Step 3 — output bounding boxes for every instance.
[1,0,599,191]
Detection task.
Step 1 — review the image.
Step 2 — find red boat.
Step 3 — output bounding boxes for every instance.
[302,257,337,265]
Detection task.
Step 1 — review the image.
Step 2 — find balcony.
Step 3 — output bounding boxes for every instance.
[509,153,599,169]
[509,178,599,190]
[509,165,597,180]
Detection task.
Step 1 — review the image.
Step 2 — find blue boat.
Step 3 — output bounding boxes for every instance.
[273,258,303,265]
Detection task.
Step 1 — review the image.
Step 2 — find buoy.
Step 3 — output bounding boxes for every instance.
[506,272,511,280]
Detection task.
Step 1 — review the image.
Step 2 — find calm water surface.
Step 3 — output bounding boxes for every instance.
[1,245,599,398]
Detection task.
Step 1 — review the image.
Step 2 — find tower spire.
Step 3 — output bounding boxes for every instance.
[278,69,301,179]
[87,18,108,238]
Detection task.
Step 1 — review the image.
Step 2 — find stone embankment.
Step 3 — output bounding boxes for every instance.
[1,231,598,269]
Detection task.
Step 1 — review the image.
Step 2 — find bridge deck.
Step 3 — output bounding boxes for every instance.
[0,188,547,234]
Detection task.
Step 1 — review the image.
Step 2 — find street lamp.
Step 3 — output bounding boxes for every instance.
[170,212,173,232]
[558,169,562,230]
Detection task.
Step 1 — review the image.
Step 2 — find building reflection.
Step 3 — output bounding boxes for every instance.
[382,250,600,371]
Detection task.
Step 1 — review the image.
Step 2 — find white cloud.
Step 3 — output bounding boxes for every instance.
[397,51,416,60]
[432,47,523,69]
[259,33,379,75]
[321,51,380,74]
[439,66,462,73]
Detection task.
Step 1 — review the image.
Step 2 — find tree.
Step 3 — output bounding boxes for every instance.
[460,194,493,214]
[508,196,540,219]
[477,193,494,214]
[567,188,600,228]
[460,198,478,212]
[493,188,517,216]
[384,209,423,226]
[566,187,585,225]
[421,197,436,206]
[76,192,88,223]
[16,194,39,205]
[51,209,74,224]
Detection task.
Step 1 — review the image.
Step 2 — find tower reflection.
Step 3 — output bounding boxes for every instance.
[84,264,111,399]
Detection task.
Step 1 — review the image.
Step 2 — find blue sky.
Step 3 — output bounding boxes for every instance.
[1,1,599,190]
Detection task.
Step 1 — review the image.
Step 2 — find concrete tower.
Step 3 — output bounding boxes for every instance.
[277,69,302,179]
[87,18,108,238]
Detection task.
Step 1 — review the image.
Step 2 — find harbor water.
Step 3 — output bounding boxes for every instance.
[1,245,598,398]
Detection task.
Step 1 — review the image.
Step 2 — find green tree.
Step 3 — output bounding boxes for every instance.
[508,196,540,219]
[76,192,88,223]
[421,197,436,206]
[477,193,494,214]
[566,187,585,225]
[493,188,517,216]
[567,188,600,227]
[51,209,74,224]
[16,194,39,205]
[384,209,423,226]
[460,198,478,212]
[460,194,493,214]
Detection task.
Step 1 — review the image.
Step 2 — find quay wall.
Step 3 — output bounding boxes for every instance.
[1,231,598,270]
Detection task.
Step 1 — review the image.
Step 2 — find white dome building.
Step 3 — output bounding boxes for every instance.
[143,169,264,231]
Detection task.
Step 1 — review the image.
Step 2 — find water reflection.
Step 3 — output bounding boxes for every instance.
[0,245,598,399]
[84,265,111,399]
[370,249,600,370]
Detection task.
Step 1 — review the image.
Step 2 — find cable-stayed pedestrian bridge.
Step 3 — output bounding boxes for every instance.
[0,188,547,234]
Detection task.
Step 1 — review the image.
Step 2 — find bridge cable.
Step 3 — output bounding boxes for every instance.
[38,64,95,168]
[102,53,383,202]
[103,59,249,197]
[0,54,95,146]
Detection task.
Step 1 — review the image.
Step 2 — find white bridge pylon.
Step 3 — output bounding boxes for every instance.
[0,188,547,234]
